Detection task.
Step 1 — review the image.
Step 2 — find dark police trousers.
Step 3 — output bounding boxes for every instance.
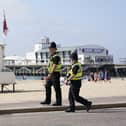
[45,72,62,104]
[69,80,88,109]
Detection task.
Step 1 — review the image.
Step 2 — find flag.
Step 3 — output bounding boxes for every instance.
[3,11,8,36]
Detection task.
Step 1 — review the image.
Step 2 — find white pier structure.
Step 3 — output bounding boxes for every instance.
[4,37,113,66]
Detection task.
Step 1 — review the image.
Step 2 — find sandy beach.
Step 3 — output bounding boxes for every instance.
[0,78,125,104]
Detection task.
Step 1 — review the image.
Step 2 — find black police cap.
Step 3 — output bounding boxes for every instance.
[49,42,57,49]
[70,52,78,61]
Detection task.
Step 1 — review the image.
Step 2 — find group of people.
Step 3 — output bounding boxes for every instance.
[88,70,111,83]
[40,42,92,113]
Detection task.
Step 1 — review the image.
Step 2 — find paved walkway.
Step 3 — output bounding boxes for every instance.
[0,96,126,110]
[0,78,125,111]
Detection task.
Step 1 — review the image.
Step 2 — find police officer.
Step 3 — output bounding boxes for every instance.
[65,52,92,112]
[40,42,62,106]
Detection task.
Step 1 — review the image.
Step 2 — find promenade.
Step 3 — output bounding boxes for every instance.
[0,78,125,112]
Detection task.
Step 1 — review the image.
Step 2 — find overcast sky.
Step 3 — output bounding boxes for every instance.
[0,0,126,63]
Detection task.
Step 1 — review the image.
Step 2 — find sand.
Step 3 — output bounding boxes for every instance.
[0,78,125,104]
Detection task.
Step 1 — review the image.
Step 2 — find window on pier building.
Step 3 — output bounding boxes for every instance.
[68,51,71,58]
[46,52,48,59]
[62,51,65,58]
[40,52,43,59]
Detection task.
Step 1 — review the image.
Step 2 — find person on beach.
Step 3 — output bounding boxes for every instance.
[40,42,62,106]
[64,52,92,112]
[104,70,111,83]
[99,70,104,81]
[94,72,98,82]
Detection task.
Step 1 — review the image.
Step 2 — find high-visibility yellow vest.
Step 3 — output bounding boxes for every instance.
[67,62,82,80]
[48,54,62,73]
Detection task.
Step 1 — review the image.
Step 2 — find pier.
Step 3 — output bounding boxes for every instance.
[3,64,126,77]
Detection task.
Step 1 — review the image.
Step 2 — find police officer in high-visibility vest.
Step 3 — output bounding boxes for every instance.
[40,42,62,106]
[65,52,92,112]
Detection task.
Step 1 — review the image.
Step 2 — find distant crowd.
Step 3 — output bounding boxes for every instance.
[86,70,111,83]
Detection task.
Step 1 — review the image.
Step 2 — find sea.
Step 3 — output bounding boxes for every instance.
[16,76,43,80]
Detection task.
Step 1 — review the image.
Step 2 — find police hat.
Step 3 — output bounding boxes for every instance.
[70,52,78,61]
[48,42,57,49]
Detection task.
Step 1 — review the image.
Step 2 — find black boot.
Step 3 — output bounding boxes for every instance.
[52,102,62,106]
[40,101,50,105]
[86,101,92,112]
[65,108,75,112]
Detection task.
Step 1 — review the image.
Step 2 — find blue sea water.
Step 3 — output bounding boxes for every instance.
[16,76,42,80]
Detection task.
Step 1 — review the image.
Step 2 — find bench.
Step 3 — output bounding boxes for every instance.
[0,72,16,92]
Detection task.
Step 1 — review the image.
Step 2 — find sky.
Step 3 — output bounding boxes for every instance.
[0,0,126,63]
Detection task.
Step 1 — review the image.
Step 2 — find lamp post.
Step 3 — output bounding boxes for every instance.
[0,43,5,72]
